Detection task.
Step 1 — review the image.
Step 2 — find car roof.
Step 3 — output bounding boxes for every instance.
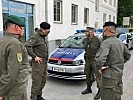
[72,33,86,37]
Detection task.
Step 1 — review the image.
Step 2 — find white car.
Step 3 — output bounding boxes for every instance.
[47,29,103,80]
[118,33,133,49]
[47,31,86,80]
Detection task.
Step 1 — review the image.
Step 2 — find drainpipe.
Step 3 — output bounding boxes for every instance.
[45,0,48,22]
[45,0,49,53]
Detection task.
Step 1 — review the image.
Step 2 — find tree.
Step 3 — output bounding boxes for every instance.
[117,0,133,27]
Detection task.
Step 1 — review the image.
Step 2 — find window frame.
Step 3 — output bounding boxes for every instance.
[53,0,62,23]
[109,15,111,21]
[95,0,99,12]
[109,0,112,5]
[114,0,116,7]
[71,4,78,25]
[84,8,89,24]
[103,13,107,24]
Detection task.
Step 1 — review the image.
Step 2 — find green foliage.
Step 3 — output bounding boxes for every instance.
[117,0,133,27]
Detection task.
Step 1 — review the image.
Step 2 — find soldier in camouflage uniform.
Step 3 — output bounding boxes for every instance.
[25,22,51,100]
[82,27,101,99]
[95,22,131,100]
[0,15,28,100]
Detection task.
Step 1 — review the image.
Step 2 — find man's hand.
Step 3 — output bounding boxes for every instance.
[35,56,42,64]
[98,66,109,75]
[0,97,3,100]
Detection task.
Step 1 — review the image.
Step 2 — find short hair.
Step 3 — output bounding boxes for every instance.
[4,22,13,29]
[103,21,117,29]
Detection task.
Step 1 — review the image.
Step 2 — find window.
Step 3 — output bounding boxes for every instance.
[109,0,112,5]
[28,16,34,36]
[10,1,26,13]
[71,4,78,24]
[113,16,115,22]
[103,13,106,24]
[2,13,9,30]
[27,5,33,14]
[54,0,62,22]
[84,8,89,24]
[114,0,116,7]
[109,15,111,21]
[2,0,9,12]
[95,0,99,11]
[95,22,98,29]
[55,39,61,46]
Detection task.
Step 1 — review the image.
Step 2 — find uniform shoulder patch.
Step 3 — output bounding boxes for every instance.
[17,53,22,62]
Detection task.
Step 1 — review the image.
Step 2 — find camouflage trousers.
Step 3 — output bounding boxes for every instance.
[84,59,101,88]
[3,90,27,100]
[101,77,123,100]
[30,59,47,100]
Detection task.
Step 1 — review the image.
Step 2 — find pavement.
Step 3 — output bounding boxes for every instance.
[27,50,133,100]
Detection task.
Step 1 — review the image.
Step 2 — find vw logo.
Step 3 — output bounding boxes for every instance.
[57,60,61,65]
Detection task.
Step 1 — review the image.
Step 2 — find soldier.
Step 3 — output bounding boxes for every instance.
[25,22,51,100]
[82,27,101,99]
[0,15,28,100]
[95,22,131,100]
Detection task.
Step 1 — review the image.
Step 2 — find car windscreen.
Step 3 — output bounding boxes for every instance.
[60,36,85,48]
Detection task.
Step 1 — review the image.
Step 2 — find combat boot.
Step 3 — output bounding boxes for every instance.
[82,86,92,94]
[94,88,101,99]
[37,95,46,100]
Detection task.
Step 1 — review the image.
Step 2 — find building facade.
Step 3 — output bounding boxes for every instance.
[0,0,118,53]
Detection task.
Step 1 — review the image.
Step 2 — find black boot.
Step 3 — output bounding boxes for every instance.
[94,89,101,99]
[37,95,46,100]
[82,86,92,94]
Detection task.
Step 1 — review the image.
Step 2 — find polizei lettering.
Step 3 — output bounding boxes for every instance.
[57,51,75,55]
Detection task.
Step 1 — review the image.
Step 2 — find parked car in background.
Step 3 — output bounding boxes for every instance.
[94,32,103,39]
[94,29,103,40]
[118,33,133,50]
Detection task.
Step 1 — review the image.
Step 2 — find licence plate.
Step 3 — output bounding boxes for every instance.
[52,67,65,72]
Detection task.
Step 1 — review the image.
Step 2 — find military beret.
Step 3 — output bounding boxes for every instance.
[40,22,51,30]
[103,21,117,28]
[6,15,25,27]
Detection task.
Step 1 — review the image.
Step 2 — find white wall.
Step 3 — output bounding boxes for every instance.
[34,0,47,28]
[47,0,118,41]
[48,0,93,41]
[0,0,118,40]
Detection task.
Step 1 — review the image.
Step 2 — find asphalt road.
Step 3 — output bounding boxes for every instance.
[27,50,133,100]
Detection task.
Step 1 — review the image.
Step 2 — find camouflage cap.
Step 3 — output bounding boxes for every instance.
[6,15,25,27]
[86,27,94,30]
[86,27,94,32]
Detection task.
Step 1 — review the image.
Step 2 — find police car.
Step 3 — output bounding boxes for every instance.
[47,29,102,80]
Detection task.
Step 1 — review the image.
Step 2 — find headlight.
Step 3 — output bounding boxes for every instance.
[73,60,84,66]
